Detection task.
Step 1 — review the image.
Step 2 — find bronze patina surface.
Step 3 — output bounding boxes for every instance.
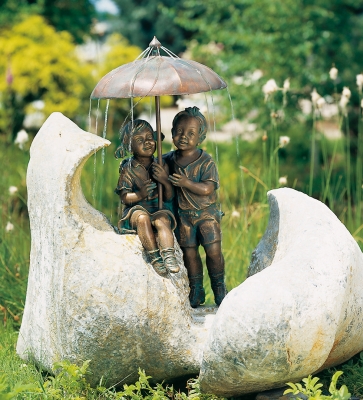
[91,57,227,99]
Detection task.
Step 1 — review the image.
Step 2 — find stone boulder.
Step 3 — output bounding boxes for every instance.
[17,112,217,385]
[199,188,363,396]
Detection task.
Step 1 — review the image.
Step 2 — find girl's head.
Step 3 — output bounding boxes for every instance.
[171,106,208,144]
[115,119,157,159]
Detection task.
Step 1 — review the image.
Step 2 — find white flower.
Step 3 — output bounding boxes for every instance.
[233,76,244,85]
[339,87,351,112]
[311,88,321,106]
[329,66,338,80]
[279,136,290,147]
[283,78,290,91]
[278,176,288,185]
[251,69,263,81]
[357,74,363,90]
[9,186,18,195]
[342,86,351,99]
[361,99,363,109]
[300,99,313,115]
[316,97,326,109]
[262,79,279,98]
[14,129,29,150]
[339,95,349,110]
[231,210,241,219]
[5,222,14,232]
[32,100,45,110]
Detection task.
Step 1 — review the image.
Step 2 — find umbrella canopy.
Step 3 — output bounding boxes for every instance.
[91,38,227,99]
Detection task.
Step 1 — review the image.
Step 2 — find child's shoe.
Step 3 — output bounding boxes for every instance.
[188,274,205,308]
[210,272,228,306]
[148,249,167,276]
[160,247,180,273]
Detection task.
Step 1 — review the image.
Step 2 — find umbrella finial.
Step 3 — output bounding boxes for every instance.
[149,36,161,49]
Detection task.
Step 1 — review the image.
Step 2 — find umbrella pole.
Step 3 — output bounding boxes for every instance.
[155,95,163,209]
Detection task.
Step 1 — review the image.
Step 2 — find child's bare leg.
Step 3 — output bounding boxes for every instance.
[204,241,227,306]
[153,215,174,248]
[154,215,179,273]
[182,246,205,307]
[134,213,157,251]
[132,212,166,275]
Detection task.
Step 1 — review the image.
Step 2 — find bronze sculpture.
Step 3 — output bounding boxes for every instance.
[92,37,228,306]
[115,119,179,276]
[164,107,227,307]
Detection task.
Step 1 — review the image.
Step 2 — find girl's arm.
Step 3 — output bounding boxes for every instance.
[151,163,174,201]
[120,180,156,205]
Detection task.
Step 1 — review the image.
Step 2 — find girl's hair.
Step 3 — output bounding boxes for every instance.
[115,119,158,159]
[171,106,208,144]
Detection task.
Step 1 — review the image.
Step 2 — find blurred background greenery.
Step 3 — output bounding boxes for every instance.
[1,0,363,395]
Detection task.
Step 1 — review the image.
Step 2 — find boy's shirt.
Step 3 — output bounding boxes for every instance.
[163,150,219,210]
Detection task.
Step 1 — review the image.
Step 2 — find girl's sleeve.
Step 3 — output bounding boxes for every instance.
[114,165,133,196]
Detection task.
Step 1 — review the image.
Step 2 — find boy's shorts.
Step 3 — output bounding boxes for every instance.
[177,204,223,248]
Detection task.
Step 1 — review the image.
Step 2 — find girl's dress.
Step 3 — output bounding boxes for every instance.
[115,157,176,233]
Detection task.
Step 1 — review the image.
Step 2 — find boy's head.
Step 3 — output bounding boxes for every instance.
[171,106,208,144]
[115,119,156,159]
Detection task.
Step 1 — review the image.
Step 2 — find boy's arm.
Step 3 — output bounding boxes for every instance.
[168,173,215,195]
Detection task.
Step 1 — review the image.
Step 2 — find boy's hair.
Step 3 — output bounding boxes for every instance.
[171,106,208,144]
[115,119,158,159]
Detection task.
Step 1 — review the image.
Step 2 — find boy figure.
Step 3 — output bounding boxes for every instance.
[164,106,227,307]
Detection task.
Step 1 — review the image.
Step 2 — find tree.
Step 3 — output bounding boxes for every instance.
[42,0,96,43]
[0,0,96,43]
[173,0,363,121]
[0,15,94,138]
[113,0,194,54]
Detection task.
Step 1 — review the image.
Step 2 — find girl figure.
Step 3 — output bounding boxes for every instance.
[114,119,179,276]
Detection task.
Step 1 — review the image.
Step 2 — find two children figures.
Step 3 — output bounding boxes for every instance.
[115,106,227,308]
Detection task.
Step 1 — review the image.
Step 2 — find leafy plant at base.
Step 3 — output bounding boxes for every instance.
[41,359,92,399]
[284,371,351,400]
[0,373,39,399]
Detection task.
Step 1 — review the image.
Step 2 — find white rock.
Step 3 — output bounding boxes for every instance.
[18,113,363,394]
[199,188,363,396]
[17,112,216,385]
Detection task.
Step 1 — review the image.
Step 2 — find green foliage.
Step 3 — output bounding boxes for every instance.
[0,0,96,43]
[0,137,29,325]
[0,15,93,138]
[284,371,351,400]
[0,343,224,400]
[319,352,363,397]
[113,0,193,53]
[41,0,96,44]
[0,375,39,399]
[0,0,42,29]
[172,0,363,126]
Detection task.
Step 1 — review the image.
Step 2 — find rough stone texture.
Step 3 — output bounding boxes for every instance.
[199,188,363,397]
[18,112,363,395]
[17,112,217,385]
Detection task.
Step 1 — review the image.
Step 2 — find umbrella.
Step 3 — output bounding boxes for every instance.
[91,36,227,208]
